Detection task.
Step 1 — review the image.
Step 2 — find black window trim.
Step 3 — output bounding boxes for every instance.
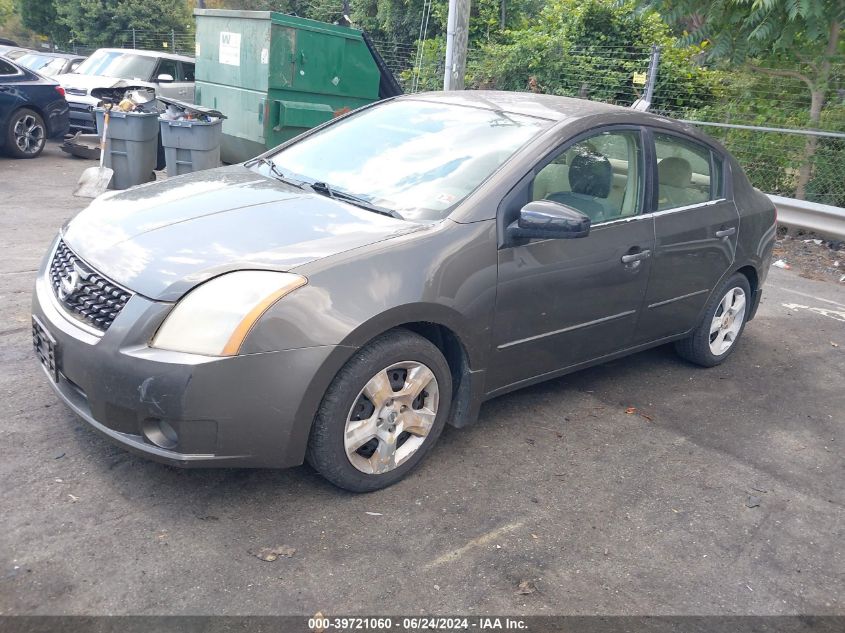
[645,126,731,215]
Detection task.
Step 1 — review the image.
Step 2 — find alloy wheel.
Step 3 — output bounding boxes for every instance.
[709,286,746,355]
[344,361,440,475]
[13,113,45,155]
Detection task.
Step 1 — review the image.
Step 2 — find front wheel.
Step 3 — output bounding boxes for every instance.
[674,273,751,367]
[307,329,452,492]
[4,108,46,158]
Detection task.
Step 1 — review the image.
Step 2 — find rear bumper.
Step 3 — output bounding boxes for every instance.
[32,268,337,468]
[66,95,97,133]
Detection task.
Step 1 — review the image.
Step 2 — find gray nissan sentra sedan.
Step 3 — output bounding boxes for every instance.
[32,91,776,492]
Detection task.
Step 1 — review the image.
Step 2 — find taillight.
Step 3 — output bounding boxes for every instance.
[55,86,65,98]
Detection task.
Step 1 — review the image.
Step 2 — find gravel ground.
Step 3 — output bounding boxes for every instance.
[773,231,845,284]
[0,143,843,617]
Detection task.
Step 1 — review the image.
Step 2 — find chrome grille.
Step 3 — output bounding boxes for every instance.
[64,88,87,96]
[49,241,132,332]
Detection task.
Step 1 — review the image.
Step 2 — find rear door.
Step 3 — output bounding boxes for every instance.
[0,59,23,132]
[634,130,739,343]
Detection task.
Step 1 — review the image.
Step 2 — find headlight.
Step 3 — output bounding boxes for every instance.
[151,271,306,356]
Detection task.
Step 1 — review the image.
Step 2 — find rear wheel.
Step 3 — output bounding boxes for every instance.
[675,273,751,367]
[307,329,452,492]
[4,108,46,158]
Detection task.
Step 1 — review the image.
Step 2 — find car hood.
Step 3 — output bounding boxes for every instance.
[62,166,422,301]
[55,73,154,94]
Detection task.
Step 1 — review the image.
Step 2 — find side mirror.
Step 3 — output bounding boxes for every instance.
[506,200,591,242]
[157,73,174,83]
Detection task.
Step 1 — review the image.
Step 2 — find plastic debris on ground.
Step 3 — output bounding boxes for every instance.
[772,260,791,269]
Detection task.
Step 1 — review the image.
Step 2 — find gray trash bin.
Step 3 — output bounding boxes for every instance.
[95,108,159,190]
[159,118,223,177]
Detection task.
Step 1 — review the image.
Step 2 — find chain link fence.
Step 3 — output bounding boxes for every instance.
[33,27,844,207]
[371,40,845,208]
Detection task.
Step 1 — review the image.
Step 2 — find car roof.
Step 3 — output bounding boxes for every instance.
[94,48,194,62]
[406,90,625,121]
[18,51,83,60]
[402,90,727,153]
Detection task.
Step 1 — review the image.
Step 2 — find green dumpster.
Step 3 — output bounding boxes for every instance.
[193,9,401,164]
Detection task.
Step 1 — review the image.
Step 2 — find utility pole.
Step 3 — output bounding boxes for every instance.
[443,0,470,90]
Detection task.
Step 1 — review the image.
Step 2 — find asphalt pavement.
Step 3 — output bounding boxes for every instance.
[0,143,842,616]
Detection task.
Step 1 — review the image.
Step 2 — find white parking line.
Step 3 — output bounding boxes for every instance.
[782,303,845,323]
[772,285,845,310]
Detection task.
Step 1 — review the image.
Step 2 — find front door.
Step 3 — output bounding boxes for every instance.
[488,127,654,394]
[635,131,739,343]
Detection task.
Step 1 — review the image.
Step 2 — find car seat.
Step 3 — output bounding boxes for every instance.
[657,156,697,209]
[545,152,612,221]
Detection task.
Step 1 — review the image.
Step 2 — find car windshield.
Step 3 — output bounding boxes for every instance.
[267,99,549,221]
[16,54,66,76]
[73,50,156,80]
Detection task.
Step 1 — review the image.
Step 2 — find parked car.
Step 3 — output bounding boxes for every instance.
[0,45,33,60]
[55,48,195,132]
[32,92,776,491]
[0,57,69,158]
[16,51,86,77]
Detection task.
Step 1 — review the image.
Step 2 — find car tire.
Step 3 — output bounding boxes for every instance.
[307,328,452,493]
[674,273,752,367]
[4,108,47,159]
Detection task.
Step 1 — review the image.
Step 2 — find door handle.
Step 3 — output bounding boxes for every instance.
[621,249,651,264]
[716,227,736,238]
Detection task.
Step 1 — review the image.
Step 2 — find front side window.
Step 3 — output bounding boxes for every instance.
[179,62,195,81]
[269,99,549,221]
[156,59,177,80]
[73,51,157,81]
[532,129,643,223]
[654,133,716,211]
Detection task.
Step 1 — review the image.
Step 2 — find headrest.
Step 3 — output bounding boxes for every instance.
[568,151,612,198]
[658,157,692,188]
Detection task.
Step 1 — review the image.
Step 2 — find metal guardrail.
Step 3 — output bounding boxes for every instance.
[768,195,845,240]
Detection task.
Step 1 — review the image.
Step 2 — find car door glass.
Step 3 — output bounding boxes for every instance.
[156,59,177,81]
[178,62,195,82]
[532,130,642,223]
[654,134,713,210]
[0,59,17,75]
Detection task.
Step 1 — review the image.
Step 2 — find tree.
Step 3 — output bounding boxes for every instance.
[15,0,71,45]
[56,0,192,47]
[461,0,719,112]
[648,0,845,198]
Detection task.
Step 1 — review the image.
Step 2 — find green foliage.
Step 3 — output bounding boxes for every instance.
[463,0,720,112]
[15,0,71,43]
[55,0,192,47]
[650,0,843,67]
[0,0,14,27]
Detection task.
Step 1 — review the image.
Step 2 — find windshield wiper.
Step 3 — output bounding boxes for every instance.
[309,181,404,220]
[248,157,307,189]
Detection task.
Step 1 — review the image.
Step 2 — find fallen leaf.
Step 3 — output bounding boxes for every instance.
[832,342,839,348]
[625,407,637,414]
[250,545,296,562]
[515,579,536,595]
[531,534,539,539]
[67,494,79,502]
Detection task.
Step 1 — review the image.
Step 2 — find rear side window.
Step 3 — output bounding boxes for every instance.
[654,133,718,211]
[0,59,17,76]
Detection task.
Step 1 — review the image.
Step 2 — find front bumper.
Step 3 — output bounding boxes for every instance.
[32,265,337,468]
